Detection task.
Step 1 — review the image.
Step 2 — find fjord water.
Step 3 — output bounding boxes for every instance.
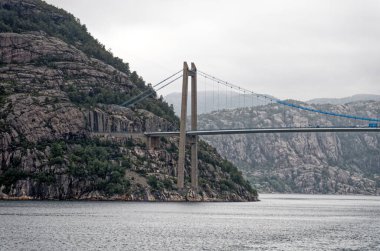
[1,194,380,250]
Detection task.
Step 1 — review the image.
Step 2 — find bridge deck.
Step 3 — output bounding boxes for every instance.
[144,127,380,137]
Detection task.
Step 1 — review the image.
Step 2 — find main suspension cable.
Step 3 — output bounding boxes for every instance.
[198,70,380,123]
[121,70,182,107]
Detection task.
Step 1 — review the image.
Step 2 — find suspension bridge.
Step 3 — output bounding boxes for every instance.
[117,62,380,190]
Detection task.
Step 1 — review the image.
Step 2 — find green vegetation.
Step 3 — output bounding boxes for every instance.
[165,142,178,154]
[65,84,178,123]
[220,159,256,194]
[0,1,178,124]
[0,0,179,128]
[51,142,65,158]
[0,137,133,196]
[33,172,55,184]
[198,141,256,195]
[141,95,178,123]
[264,176,288,193]
[220,179,235,191]
[162,178,174,190]
[198,147,218,167]
[0,119,9,133]
[147,175,174,191]
[65,139,131,195]
[66,85,130,106]
[0,85,6,99]
[0,168,27,193]
[31,55,61,68]
[0,86,11,132]
[147,175,161,190]
[0,168,56,194]
[0,134,257,198]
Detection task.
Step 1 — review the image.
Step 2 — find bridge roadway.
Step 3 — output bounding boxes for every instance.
[144,127,380,137]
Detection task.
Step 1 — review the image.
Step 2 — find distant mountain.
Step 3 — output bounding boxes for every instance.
[308,94,380,105]
[166,92,380,115]
[165,91,275,115]
[199,101,380,195]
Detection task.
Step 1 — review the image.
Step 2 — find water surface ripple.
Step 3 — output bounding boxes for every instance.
[1,194,380,250]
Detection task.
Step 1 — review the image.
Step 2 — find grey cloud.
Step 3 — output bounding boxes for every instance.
[45,0,380,100]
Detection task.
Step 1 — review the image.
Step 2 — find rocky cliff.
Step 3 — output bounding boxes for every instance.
[0,0,257,201]
[198,101,380,195]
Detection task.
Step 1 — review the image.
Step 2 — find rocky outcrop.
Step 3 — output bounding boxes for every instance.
[1,90,85,143]
[86,106,175,133]
[0,30,257,201]
[0,32,132,93]
[199,101,380,195]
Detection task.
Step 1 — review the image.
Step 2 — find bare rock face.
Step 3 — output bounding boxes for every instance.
[0,32,132,93]
[86,106,175,133]
[4,90,86,143]
[0,32,257,202]
[199,102,380,195]
[0,32,83,64]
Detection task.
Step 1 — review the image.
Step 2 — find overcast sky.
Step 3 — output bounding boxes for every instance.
[45,0,380,100]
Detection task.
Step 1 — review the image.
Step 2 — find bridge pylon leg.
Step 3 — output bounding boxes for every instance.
[177,62,189,189]
[147,136,159,150]
[177,62,198,191]
[190,63,198,190]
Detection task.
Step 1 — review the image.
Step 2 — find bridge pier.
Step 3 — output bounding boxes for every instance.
[189,135,198,189]
[147,136,160,150]
[177,62,198,190]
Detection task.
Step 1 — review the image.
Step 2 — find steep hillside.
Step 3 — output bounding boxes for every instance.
[199,101,380,195]
[0,0,257,201]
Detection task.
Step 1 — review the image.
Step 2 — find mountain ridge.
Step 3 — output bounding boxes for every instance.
[307,94,380,105]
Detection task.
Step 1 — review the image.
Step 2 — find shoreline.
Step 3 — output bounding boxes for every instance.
[0,193,259,202]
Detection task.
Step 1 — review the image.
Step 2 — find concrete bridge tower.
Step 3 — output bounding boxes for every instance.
[177,62,198,190]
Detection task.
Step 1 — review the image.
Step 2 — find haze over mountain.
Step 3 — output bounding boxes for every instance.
[165,91,380,115]
[165,91,275,115]
[307,94,380,105]
[198,101,380,194]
